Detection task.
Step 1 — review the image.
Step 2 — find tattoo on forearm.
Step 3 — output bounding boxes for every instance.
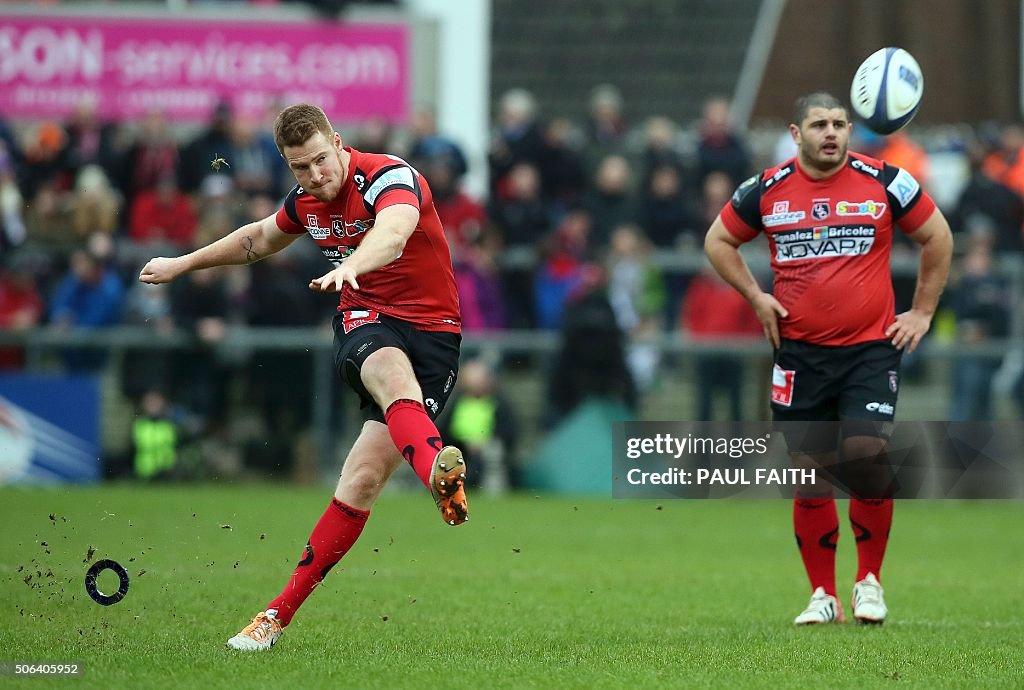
[241,235,261,263]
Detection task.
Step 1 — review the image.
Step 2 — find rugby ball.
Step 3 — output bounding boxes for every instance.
[850,47,924,135]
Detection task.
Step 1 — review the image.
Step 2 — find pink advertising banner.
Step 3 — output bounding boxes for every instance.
[0,15,409,122]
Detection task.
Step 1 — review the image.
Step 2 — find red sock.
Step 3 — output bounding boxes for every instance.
[384,399,444,488]
[793,494,839,596]
[849,498,893,581]
[266,498,369,626]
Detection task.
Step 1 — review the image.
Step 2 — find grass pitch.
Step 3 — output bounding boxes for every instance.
[2,485,1022,689]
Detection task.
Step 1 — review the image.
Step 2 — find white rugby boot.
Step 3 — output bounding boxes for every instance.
[852,573,888,624]
[794,587,846,625]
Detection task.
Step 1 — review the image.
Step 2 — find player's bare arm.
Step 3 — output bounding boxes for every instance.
[310,203,420,292]
[139,214,300,284]
[885,208,954,352]
[704,215,789,348]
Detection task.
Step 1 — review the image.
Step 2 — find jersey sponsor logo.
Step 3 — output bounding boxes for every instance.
[771,365,795,407]
[320,245,355,266]
[887,168,920,208]
[424,397,439,415]
[342,309,380,334]
[851,158,881,177]
[836,200,887,219]
[731,174,759,204]
[353,171,367,192]
[328,214,375,240]
[306,214,330,240]
[764,164,793,189]
[865,401,894,415]
[364,167,416,205]
[762,210,806,227]
[811,198,831,220]
[773,224,877,262]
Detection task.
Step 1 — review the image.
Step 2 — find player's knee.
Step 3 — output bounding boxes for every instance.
[337,462,388,504]
[842,434,887,461]
[360,349,418,403]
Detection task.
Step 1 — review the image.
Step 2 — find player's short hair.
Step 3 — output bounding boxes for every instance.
[273,104,334,154]
[792,92,848,126]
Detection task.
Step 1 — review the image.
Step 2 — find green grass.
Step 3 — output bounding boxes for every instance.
[1,485,1022,689]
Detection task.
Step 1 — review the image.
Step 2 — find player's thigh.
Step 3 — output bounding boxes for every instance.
[403,326,461,421]
[837,340,901,436]
[771,339,841,453]
[333,311,406,418]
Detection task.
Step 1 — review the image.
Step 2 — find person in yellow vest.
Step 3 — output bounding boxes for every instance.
[132,390,178,479]
[439,358,519,491]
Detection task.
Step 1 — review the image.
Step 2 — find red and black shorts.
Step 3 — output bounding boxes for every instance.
[770,338,902,453]
[332,309,461,423]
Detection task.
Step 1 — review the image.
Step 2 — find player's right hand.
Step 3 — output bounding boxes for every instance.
[751,292,789,349]
[139,257,186,284]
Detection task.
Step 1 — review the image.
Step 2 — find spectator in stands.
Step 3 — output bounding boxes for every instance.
[695,95,752,189]
[0,143,26,253]
[424,152,485,255]
[61,95,121,186]
[408,106,468,180]
[606,224,666,393]
[640,115,687,189]
[640,162,696,248]
[948,229,1011,421]
[584,154,638,247]
[680,264,762,420]
[128,175,199,250]
[455,229,507,332]
[951,135,1024,254]
[545,269,636,428]
[981,121,1024,200]
[121,111,181,207]
[586,83,627,147]
[48,235,125,371]
[438,357,519,491]
[489,88,545,197]
[874,131,930,189]
[533,208,593,330]
[132,390,180,480]
[179,101,236,194]
[69,165,121,241]
[582,83,628,173]
[120,279,175,402]
[351,116,394,154]
[168,260,237,468]
[230,116,286,198]
[537,117,586,213]
[697,171,734,238]
[244,193,328,480]
[489,161,551,247]
[21,122,70,200]
[0,252,45,370]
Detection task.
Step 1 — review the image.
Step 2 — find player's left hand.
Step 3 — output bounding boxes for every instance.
[885,308,932,353]
[310,264,359,292]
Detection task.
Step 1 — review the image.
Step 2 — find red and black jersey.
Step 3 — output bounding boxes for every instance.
[720,152,936,346]
[275,147,461,333]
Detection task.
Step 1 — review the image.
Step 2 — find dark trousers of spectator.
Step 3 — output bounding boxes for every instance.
[694,354,745,421]
[950,355,1000,421]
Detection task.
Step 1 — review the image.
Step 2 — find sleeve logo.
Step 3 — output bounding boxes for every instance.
[887,168,920,208]
[365,167,416,205]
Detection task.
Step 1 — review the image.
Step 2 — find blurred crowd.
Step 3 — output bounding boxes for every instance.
[1,85,1022,480]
